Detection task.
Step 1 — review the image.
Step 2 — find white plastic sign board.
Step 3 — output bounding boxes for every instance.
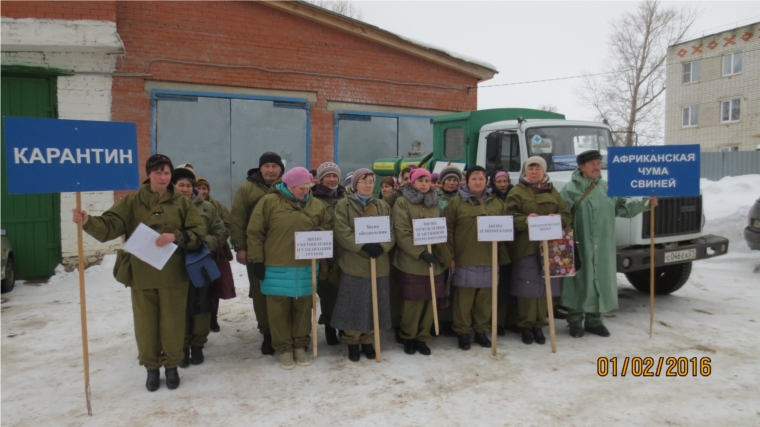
[413,217,447,245]
[295,230,333,260]
[528,216,562,241]
[354,216,392,244]
[477,216,514,242]
[432,162,466,175]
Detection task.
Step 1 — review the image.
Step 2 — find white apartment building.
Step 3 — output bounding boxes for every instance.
[665,22,759,151]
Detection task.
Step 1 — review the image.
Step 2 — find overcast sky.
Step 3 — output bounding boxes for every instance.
[356,1,760,121]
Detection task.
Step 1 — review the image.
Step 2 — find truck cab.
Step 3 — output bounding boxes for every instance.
[411,108,728,294]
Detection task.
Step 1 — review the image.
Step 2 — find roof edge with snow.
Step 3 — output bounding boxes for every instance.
[262,1,498,81]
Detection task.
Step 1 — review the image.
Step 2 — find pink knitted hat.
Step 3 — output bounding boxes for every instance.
[495,171,509,181]
[409,168,431,183]
[282,167,314,188]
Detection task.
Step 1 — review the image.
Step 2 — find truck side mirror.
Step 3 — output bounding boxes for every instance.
[485,131,503,175]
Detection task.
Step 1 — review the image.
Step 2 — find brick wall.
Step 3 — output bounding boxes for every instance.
[665,24,760,151]
[110,1,479,184]
[0,1,116,21]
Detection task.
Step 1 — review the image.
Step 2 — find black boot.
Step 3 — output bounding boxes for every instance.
[210,309,220,333]
[165,367,180,390]
[458,334,471,350]
[415,340,431,356]
[395,327,404,344]
[261,333,275,355]
[179,348,190,369]
[145,369,160,392]
[521,328,534,345]
[533,328,546,345]
[403,339,416,355]
[569,323,584,338]
[348,344,361,362]
[191,346,204,365]
[325,325,340,346]
[584,324,610,337]
[361,344,376,360]
[474,332,492,348]
[506,324,522,334]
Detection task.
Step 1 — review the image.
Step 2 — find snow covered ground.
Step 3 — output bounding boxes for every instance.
[2,176,759,427]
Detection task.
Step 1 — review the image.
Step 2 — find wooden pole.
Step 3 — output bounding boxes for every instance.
[649,206,655,338]
[491,241,498,356]
[312,259,318,357]
[76,193,92,415]
[370,258,382,362]
[427,244,439,336]
[542,240,557,353]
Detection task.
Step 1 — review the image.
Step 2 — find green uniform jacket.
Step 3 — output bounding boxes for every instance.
[436,188,459,212]
[560,170,650,313]
[246,187,332,267]
[445,190,509,267]
[313,184,347,282]
[83,184,206,290]
[334,193,396,278]
[506,182,572,260]
[392,196,448,276]
[229,171,275,251]
[382,190,403,209]
[192,191,228,253]
[208,195,230,232]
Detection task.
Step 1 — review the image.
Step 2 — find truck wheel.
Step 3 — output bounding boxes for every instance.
[625,262,692,295]
[1,256,15,293]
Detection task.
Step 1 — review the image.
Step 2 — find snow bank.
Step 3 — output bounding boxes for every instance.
[700,175,760,254]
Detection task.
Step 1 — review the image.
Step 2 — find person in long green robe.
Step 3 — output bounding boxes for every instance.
[559,150,657,338]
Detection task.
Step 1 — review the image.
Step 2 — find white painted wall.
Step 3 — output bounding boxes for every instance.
[1,18,124,267]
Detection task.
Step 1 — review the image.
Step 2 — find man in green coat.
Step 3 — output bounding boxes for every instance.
[229,152,283,355]
[560,150,657,338]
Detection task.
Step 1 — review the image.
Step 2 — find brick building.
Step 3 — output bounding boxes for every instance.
[1,1,496,275]
[665,22,760,152]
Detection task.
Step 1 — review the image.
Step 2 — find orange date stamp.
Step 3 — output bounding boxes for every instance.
[597,357,711,377]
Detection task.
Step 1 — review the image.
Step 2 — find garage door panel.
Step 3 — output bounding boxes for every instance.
[337,115,396,179]
[156,97,233,208]
[399,117,434,156]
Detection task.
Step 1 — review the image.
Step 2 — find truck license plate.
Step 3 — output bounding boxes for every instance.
[664,248,697,263]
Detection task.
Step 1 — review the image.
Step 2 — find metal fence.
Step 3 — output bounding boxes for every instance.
[701,151,760,181]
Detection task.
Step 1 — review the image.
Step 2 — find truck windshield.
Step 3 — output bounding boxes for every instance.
[525,126,612,171]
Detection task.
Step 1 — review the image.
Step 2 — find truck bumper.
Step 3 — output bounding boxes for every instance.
[744,226,760,251]
[616,234,729,273]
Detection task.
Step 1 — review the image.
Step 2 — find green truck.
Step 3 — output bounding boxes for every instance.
[372,108,729,295]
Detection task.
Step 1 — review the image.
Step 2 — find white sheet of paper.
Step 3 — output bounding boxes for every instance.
[528,216,563,241]
[122,223,178,270]
[477,215,514,242]
[413,217,447,245]
[295,230,333,260]
[432,162,466,174]
[354,216,392,244]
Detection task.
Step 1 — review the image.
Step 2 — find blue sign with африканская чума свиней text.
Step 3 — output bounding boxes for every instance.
[3,117,140,194]
[606,145,700,197]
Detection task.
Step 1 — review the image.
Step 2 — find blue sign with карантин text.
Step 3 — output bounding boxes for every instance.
[606,145,700,197]
[3,117,139,194]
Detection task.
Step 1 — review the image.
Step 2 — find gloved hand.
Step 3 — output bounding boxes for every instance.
[252,263,266,281]
[361,243,384,259]
[419,251,438,267]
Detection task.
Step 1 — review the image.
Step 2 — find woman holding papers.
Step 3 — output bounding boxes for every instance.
[72,154,206,392]
[393,168,451,356]
[246,167,331,370]
[445,166,509,351]
[172,167,228,368]
[332,168,395,362]
[506,157,572,345]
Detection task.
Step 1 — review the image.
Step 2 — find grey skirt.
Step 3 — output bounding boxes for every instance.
[452,265,493,289]
[510,255,561,299]
[331,273,392,332]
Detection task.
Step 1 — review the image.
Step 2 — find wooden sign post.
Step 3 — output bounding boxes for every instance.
[354,216,392,362]
[295,230,334,357]
[412,217,447,336]
[476,215,514,356]
[528,215,563,353]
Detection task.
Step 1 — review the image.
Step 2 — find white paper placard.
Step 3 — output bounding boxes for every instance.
[123,223,178,270]
[354,216,392,244]
[528,216,563,241]
[432,162,466,174]
[477,216,514,242]
[413,217,447,245]
[295,230,333,260]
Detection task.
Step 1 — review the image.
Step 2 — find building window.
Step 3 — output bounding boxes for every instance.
[721,99,740,123]
[719,146,739,152]
[722,52,742,76]
[682,61,700,83]
[682,105,698,127]
[444,127,465,159]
